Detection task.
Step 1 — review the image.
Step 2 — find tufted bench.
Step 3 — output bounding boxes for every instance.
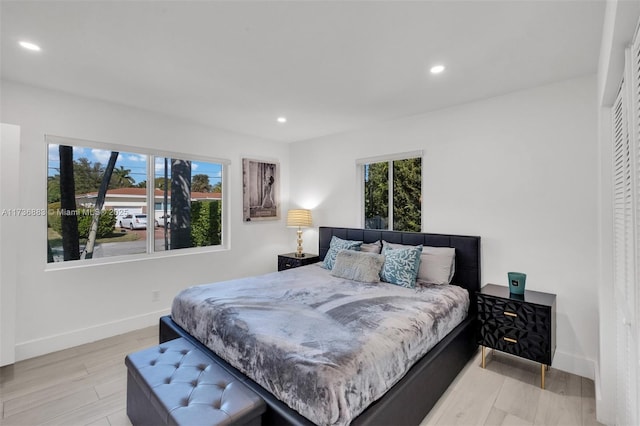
[125,337,265,426]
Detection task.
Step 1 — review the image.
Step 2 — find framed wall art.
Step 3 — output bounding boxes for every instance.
[242,158,280,222]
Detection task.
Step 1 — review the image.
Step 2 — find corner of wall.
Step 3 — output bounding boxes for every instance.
[552,350,595,380]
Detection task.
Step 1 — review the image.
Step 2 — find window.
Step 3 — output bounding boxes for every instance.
[46,136,227,264]
[153,157,222,252]
[359,152,422,232]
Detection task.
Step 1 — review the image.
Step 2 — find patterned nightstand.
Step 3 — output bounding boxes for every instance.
[277,253,319,271]
[477,284,556,389]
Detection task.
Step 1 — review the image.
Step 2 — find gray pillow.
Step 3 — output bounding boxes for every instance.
[360,240,382,254]
[330,250,385,283]
[382,241,455,285]
[418,246,456,284]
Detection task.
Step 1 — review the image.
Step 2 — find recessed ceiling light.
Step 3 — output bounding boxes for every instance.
[19,41,41,52]
[430,65,445,74]
[277,117,287,123]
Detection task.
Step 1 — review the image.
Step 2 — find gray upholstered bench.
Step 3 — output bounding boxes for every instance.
[125,337,265,426]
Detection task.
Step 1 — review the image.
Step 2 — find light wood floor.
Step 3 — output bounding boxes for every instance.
[421,350,602,426]
[1,326,601,426]
[0,326,157,426]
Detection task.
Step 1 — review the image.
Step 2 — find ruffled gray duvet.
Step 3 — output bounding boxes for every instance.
[171,264,469,426]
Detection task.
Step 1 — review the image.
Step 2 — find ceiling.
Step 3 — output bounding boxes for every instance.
[1,1,605,143]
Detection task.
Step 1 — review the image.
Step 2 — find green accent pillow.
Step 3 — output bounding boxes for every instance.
[380,244,423,288]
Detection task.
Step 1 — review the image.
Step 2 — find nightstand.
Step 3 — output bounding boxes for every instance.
[277,253,319,271]
[477,284,556,389]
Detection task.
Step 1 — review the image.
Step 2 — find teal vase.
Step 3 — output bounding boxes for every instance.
[508,272,526,295]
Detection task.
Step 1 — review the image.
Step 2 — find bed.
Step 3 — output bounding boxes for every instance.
[159,226,481,426]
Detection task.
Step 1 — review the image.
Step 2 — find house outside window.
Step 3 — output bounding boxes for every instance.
[359,152,422,232]
[46,136,227,264]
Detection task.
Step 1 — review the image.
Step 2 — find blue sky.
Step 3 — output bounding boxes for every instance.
[48,144,222,186]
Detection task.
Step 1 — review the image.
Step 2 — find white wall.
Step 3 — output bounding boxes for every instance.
[0,124,20,366]
[0,81,292,361]
[290,76,599,380]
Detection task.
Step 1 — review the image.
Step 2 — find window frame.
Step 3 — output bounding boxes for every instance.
[357,150,423,231]
[45,134,230,270]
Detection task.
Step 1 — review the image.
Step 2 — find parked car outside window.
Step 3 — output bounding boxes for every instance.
[156,214,171,228]
[119,214,148,230]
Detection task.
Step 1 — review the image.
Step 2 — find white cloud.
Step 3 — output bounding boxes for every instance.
[127,154,145,162]
[154,159,199,174]
[91,148,111,164]
[48,144,59,161]
[155,159,167,174]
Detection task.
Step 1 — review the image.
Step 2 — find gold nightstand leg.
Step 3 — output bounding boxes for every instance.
[541,364,545,389]
[481,346,485,368]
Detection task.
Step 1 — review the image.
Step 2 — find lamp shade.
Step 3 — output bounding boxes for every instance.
[287,209,312,228]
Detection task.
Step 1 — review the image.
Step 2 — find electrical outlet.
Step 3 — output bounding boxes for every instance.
[152,290,160,302]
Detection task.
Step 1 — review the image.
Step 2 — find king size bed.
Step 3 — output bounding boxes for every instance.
[159,226,481,425]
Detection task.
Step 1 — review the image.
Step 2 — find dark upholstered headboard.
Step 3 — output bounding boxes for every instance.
[319,227,481,309]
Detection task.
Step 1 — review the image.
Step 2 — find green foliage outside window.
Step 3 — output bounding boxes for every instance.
[47,176,61,204]
[393,158,421,232]
[78,210,117,239]
[364,162,389,229]
[48,203,116,239]
[191,200,222,247]
[364,157,421,232]
[192,174,213,193]
[47,158,136,204]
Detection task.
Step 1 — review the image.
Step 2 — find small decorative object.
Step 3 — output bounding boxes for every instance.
[508,272,527,295]
[242,158,280,222]
[287,209,312,257]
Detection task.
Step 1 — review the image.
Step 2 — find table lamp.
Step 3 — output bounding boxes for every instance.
[287,209,312,257]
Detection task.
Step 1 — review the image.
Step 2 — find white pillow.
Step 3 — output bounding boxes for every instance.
[382,241,455,285]
[418,246,455,284]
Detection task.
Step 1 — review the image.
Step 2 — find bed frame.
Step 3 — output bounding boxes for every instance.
[159,226,481,425]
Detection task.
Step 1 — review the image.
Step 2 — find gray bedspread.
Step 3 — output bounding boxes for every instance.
[171,264,469,426]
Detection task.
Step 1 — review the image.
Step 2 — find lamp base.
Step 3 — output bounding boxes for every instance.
[295,228,304,258]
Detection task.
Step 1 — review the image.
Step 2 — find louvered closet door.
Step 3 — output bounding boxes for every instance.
[613,33,640,426]
[629,29,640,426]
[612,77,635,426]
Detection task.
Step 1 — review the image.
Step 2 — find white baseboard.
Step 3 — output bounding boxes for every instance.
[14,308,170,362]
[551,349,595,380]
